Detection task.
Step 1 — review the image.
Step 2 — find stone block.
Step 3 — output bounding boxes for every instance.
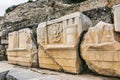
[7,28,37,67]
[113,4,120,32]
[81,21,120,77]
[37,12,92,73]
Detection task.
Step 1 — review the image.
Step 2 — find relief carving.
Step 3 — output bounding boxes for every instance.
[7,28,38,67]
[37,12,92,73]
[38,27,45,44]
[81,21,120,77]
[48,23,63,44]
[113,4,120,32]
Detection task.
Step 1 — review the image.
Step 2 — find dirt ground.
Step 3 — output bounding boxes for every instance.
[0,61,119,80]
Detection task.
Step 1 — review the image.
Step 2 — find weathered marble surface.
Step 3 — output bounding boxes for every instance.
[7,28,37,67]
[113,4,120,32]
[81,21,120,77]
[37,12,92,73]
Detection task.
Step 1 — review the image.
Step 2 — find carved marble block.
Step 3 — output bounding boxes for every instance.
[113,4,120,32]
[81,21,120,77]
[7,28,37,67]
[37,12,92,73]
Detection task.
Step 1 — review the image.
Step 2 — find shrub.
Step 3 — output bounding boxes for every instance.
[28,0,33,3]
[5,5,18,13]
[69,0,86,4]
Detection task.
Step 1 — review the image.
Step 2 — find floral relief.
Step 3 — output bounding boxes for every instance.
[48,23,63,44]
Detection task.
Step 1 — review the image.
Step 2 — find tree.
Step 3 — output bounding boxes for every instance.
[5,5,18,13]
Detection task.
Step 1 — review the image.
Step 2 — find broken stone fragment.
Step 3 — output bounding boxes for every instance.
[6,69,41,80]
[7,28,38,67]
[37,12,92,74]
[0,71,8,80]
[81,21,120,77]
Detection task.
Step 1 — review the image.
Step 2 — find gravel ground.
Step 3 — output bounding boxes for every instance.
[0,61,119,80]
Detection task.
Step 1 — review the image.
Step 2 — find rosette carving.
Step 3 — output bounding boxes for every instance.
[48,23,63,44]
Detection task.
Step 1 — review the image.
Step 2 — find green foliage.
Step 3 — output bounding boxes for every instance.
[69,0,86,4]
[108,8,114,23]
[5,5,18,13]
[28,0,33,3]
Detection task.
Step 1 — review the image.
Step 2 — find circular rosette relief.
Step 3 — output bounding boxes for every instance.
[48,23,63,44]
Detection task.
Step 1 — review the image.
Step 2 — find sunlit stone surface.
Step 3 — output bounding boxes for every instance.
[81,21,120,77]
[7,28,37,67]
[37,12,92,73]
[113,4,120,32]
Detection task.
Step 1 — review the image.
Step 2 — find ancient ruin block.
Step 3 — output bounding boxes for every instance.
[81,21,120,77]
[37,12,92,73]
[7,28,37,67]
[113,4,120,32]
